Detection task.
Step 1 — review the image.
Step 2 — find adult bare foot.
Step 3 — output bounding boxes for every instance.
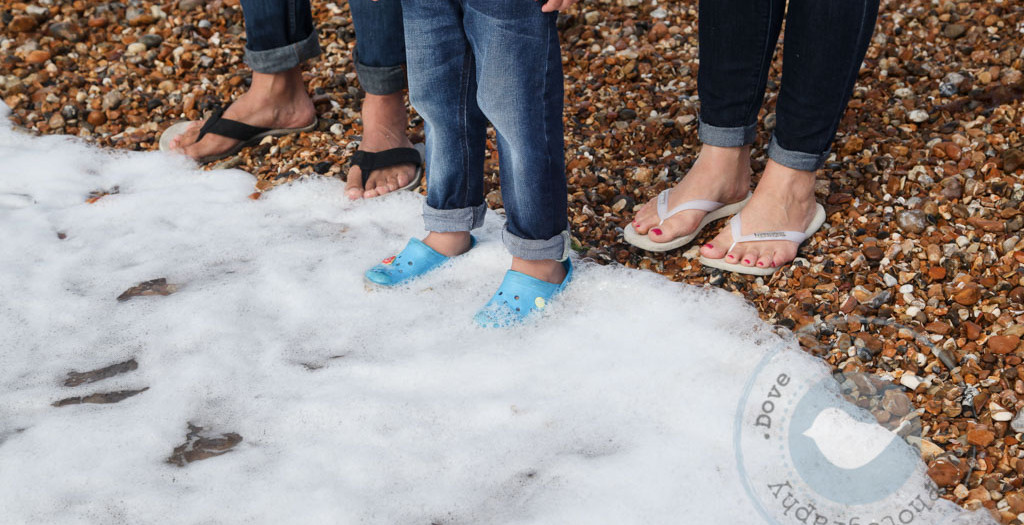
[630,145,753,243]
[699,160,819,269]
[169,67,316,161]
[345,92,417,200]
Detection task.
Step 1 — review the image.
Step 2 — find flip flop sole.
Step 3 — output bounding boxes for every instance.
[158,119,318,165]
[396,143,426,193]
[699,203,827,276]
[623,196,750,253]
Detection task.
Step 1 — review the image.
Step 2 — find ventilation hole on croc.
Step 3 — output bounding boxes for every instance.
[514,296,519,300]
[516,308,520,312]
[498,292,503,295]
[408,262,413,265]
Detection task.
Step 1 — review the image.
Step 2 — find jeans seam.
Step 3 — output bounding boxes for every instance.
[459,47,473,210]
[742,0,775,124]
[819,0,872,156]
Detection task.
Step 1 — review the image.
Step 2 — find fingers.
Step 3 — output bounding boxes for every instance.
[540,0,576,13]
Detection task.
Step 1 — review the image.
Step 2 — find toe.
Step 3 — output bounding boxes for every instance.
[755,250,775,269]
[772,244,799,267]
[631,200,658,234]
[647,212,700,243]
[345,166,365,200]
[700,228,733,259]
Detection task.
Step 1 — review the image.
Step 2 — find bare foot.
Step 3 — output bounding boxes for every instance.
[631,145,752,243]
[345,92,417,200]
[169,67,316,161]
[699,160,819,269]
[422,231,473,257]
[511,258,567,285]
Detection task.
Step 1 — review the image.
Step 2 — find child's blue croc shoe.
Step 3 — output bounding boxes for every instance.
[473,259,573,328]
[365,237,476,287]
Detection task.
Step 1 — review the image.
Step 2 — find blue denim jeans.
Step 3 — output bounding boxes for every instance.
[697,0,879,171]
[240,0,407,95]
[402,0,570,261]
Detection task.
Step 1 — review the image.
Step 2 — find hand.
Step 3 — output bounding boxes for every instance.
[539,0,578,13]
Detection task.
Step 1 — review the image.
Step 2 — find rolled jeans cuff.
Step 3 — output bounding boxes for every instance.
[502,229,570,262]
[698,117,757,148]
[767,135,828,172]
[354,50,407,95]
[423,202,487,232]
[244,30,321,74]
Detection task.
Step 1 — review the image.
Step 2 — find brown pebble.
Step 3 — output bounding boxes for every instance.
[989,335,1021,355]
[928,458,966,487]
[25,50,51,64]
[953,284,981,306]
[86,110,107,126]
[8,15,38,33]
[928,266,947,281]
[87,16,108,28]
[964,321,982,340]
[863,246,884,261]
[967,428,995,447]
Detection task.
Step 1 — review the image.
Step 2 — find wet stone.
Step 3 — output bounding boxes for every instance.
[64,359,139,387]
[167,424,243,467]
[117,278,179,302]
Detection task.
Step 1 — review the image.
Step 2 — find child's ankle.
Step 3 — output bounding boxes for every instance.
[423,231,472,257]
[511,257,567,285]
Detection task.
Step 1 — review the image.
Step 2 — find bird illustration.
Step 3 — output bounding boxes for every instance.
[802,407,899,470]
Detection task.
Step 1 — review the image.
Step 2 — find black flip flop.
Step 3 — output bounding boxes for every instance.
[159,107,318,164]
[348,143,425,194]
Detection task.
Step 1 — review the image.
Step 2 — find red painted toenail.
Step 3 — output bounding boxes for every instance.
[757,262,764,266]
[704,244,713,248]
[727,255,735,260]
[651,228,663,235]
[743,259,750,264]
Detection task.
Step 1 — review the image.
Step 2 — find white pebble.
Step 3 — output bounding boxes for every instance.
[900,373,921,390]
[909,109,929,123]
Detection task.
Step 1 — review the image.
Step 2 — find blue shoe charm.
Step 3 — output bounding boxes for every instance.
[474,259,573,327]
[365,236,476,287]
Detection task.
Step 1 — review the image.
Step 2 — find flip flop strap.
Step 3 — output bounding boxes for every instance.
[350,148,423,174]
[727,213,809,252]
[656,189,723,224]
[196,108,272,142]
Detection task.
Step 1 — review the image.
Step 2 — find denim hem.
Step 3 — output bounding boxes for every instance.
[502,229,570,261]
[698,117,757,148]
[353,51,407,95]
[767,135,828,172]
[243,30,321,74]
[422,202,487,232]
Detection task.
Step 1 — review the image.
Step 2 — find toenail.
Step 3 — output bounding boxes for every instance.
[651,228,663,235]
[757,262,764,266]
[727,255,735,260]
[704,244,713,249]
[743,259,750,264]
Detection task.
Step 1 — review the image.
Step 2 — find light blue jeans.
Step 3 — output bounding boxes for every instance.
[402,0,570,261]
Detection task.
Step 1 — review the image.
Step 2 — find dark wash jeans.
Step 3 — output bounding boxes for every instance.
[240,0,407,95]
[402,0,570,261]
[697,0,880,171]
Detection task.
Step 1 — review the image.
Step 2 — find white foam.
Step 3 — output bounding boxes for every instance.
[0,104,994,524]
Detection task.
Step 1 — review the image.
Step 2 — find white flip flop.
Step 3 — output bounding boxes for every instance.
[699,203,827,276]
[623,190,751,252]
